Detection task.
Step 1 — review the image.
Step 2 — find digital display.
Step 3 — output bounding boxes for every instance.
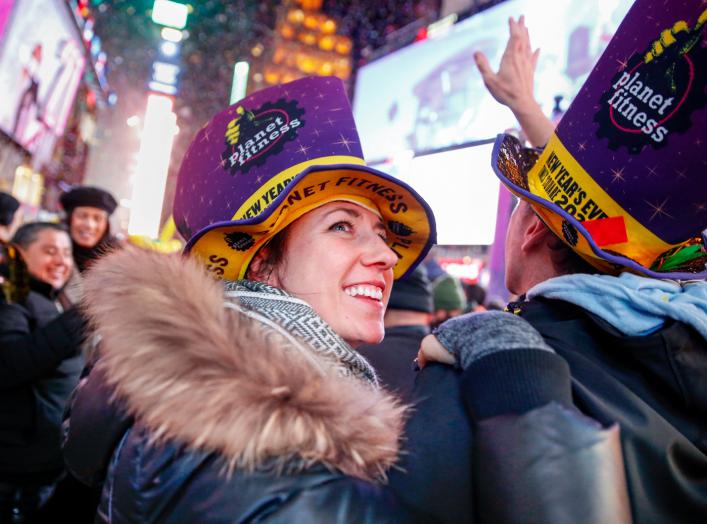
[353,0,634,163]
[372,142,499,246]
[0,0,85,158]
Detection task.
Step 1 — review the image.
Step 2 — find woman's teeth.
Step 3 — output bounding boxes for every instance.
[344,285,383,301]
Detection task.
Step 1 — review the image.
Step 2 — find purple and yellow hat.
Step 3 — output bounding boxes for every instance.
[173,76,436,281]
[493,0,707,280]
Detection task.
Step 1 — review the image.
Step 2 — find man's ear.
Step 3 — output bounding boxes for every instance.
[520,212,554,254]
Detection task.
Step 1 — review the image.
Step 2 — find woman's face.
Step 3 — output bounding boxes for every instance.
[261,201,398,347]
[70,206,109,248]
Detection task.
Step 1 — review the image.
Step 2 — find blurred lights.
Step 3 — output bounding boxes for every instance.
[230,61,250,104]
[160,27,184,42]
[160,41,179,57]
[151,0,189,30]
[287,9,304,24]
[129,94,177,238]
[148,81,178,95]
[126,115,141,127]
[152,62,180,85]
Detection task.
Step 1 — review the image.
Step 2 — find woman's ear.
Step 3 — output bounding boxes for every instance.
[247,247,280,287]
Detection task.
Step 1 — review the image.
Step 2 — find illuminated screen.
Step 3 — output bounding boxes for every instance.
[353,0,633,162]
[0,0,85,156]
[372,142,499,246]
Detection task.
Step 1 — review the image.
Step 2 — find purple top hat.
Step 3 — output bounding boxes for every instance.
[173,76,436,281]
[493,0,707,279]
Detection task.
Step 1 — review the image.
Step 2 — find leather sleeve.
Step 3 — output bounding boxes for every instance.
[62,363,133,487]
[263,478,431,524]
[473,402,633,524]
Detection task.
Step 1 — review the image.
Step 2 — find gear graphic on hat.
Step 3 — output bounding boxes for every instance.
[561,220,579,247]
[388,220,414,237]
[224,232,256,252]
[221,99,306,176]
[595,9,707,153]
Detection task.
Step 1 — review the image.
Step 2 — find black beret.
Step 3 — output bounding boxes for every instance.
[388,264,433,314]
[0,192,20,226]
[60,186,118,215]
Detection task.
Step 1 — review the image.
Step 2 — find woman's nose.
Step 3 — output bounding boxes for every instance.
[361,234,398,270]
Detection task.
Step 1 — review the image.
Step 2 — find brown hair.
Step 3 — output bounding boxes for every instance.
[546,231,599,275]
[245,228,289,282]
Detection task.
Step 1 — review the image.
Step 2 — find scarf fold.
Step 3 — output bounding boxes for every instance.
[223,279,379,386]
[527,273,707,339]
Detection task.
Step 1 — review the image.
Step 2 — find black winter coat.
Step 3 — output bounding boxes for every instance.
[358,325,428,402]
[0,278,85,482]
[63,248,427,523]
[391,297,706,524]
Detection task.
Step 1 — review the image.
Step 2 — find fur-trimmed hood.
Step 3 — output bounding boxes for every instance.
[81,247,407,482]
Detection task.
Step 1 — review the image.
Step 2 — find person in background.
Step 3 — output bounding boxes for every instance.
[358,265,433,401]
[62,76,437,523]
[461,282,487,313]
[59,186,119,273]
[0,223,86,523]
[0,193,25,305]
[0,194,21,245]
[417,6,707,523]
[431,274,467,327]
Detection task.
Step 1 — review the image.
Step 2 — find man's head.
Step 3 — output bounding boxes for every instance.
[505,200,598,296]
[12,223,73,290]
[490,1,707,282]
[0,192,21,243]
[383,265,433,328]
[432,274,467,326]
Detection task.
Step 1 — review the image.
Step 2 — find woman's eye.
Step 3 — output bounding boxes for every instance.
[330,221,352,232]
[378,233,388,242]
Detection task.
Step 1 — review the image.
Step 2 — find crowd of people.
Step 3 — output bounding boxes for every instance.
[1,0,706,522]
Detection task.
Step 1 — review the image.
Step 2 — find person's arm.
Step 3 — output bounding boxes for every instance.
[62,362,133,488]
[0,303,85,388]
[420,311,633,524]
[474,16,555,147]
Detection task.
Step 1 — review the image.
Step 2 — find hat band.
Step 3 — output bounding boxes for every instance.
[233,155,365,221]
[526,134,672,269]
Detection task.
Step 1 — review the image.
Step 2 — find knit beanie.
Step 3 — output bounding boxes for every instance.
[387,265,433,313]
[60,186,118,215]
[432,275,467,312]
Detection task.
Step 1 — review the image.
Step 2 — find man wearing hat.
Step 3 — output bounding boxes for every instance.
[60,186,119,273]
[431,274,467,327]
[409,5,706,523]
[357,265,433,401]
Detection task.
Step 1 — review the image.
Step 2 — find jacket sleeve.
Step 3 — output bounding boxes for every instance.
[0,303,86,388]
[461,351,633,524]
[262,477,431,524]
[62,362,133,487]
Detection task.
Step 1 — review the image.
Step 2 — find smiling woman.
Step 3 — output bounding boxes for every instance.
[63,76,436,523]
[248,201,397,347]
[60,186,120,272]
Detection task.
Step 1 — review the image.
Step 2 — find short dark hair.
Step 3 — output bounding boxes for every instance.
[546,234,600,275]
[246,227,289,282]
[12,222,68,249]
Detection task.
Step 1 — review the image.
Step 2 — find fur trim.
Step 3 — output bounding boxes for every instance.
[81,247,407,482]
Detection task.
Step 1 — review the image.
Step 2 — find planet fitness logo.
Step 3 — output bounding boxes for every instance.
[221,98,305,175]
[595,10,707,153]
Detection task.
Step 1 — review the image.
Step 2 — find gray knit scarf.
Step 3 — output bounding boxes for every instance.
[223,279,379,386]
